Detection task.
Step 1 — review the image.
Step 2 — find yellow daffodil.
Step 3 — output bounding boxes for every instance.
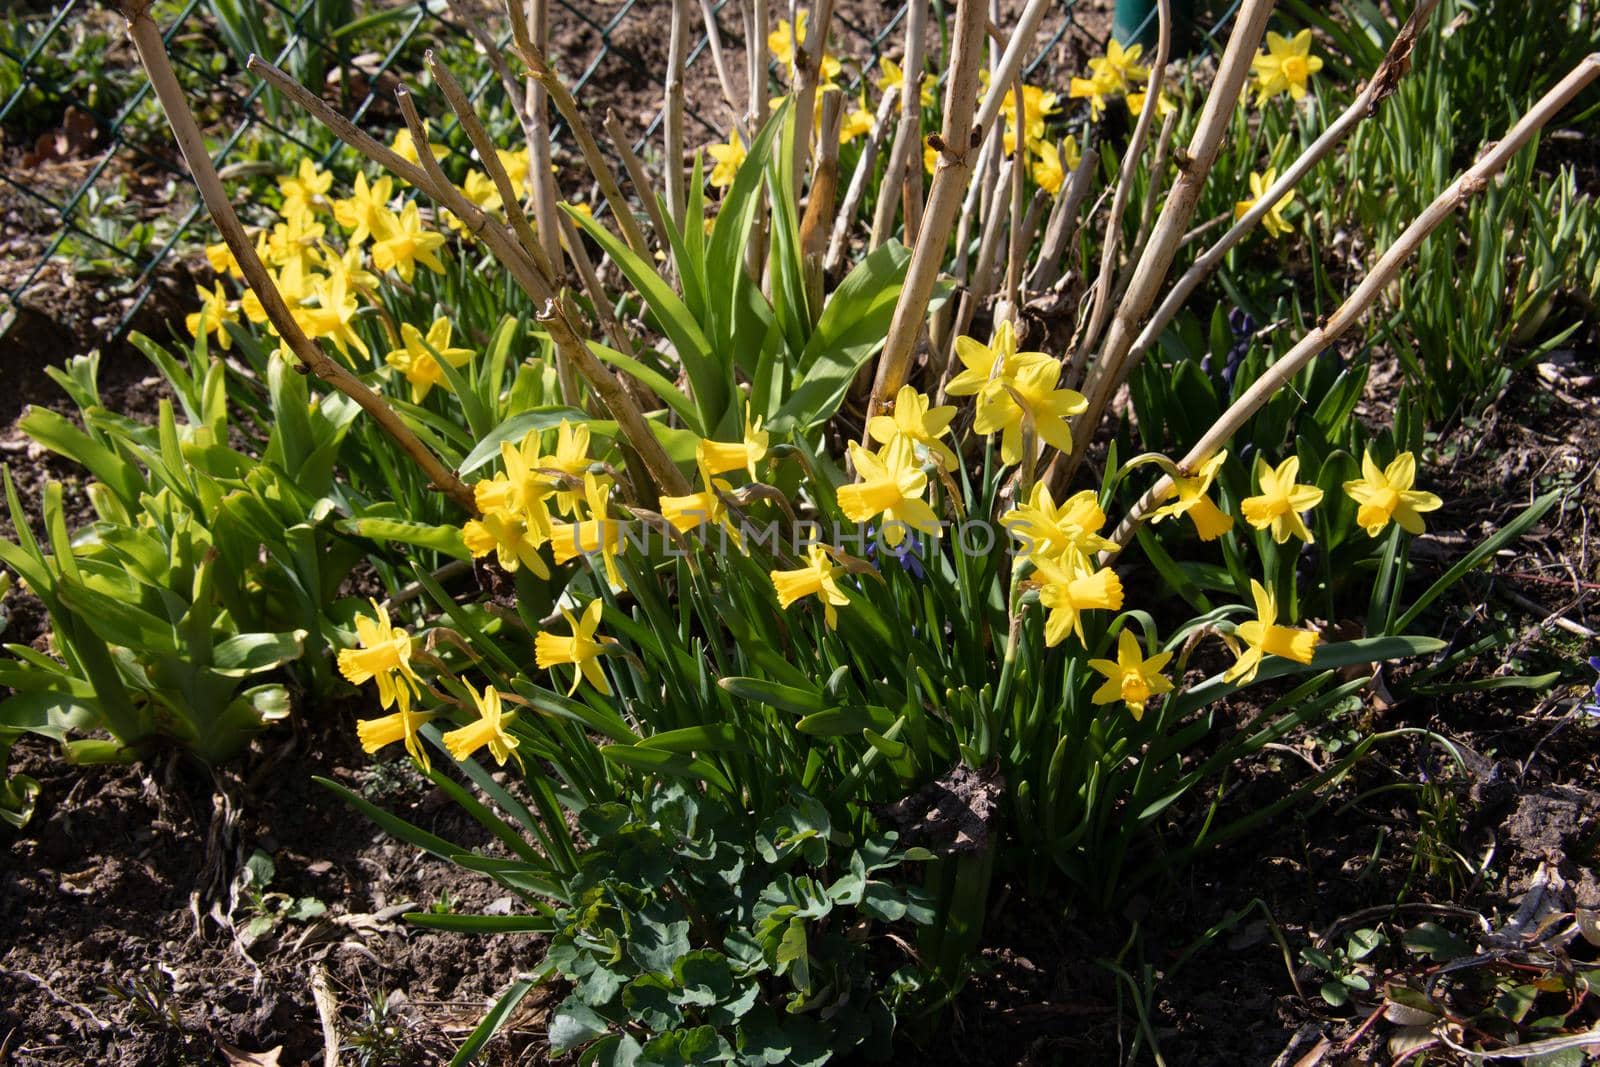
[278,158,332,218]
[946,320,1054,396]
[263,212,326,283]
[876,56,934,108]
[1126,89,1177,118]
[337,599,423,712]
[698,412,769,480]
[205,239,242,279]
[357,705,437,770]
[480,434,557,537]
[300,269,368,362]
[550,473,625,590]
[1071,39,1148,118]
[391,127,449,168]
[462,509,552,577]
[1000,83,1058,155]
[1235,169,1296,238]
[535,599,613,695]
[1148,451,1235,541]
[1241,455,1324,543]
[1069,69,1120,120]
[1087,629,1173,720]
[840,93,875,145]
[332,172,396,247]
[981,358,1086,465]
[460,170,502,215]
[442,683,520,766]
[1035,555,1125,648]
[323,244,380,295]
[708,129,747,189]
[768,11,807,67]
[837,437,940,548]
[1343,450,1442,537]
[771,543,851,628]
[659,475,740,544]
[923,141,939,176]
[867,385,958,471]
[497,147,532,197]
[1002,483,1117,565]
[186,281,237,351]
[372,201,447,282]
[1223,579,1319,685]
[1032,136,1081,197]
[384,318,474,403]
[768,11,838,80]
[1251,29,1323,106]
[546,420,595,517]
[948,321,1083,465]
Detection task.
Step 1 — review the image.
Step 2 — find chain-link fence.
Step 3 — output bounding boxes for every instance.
[0,0,1232,351]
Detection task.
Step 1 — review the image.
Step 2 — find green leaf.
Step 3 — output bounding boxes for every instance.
[315,776,466,863]
[453,980,535,1065]
[212,630,307,673]
[599,744,734,793]
[458,407,592,473]
[1392,490,1559,634]
[588,342,704,434]
[771,241,919,433]
[405,912,554,933]
[566,204,727,426]
[636,723,750,753]
[340,517,470,559]
[717,677,825,714]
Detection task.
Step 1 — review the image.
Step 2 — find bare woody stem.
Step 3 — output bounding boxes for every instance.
[789,0,836,201]
[665,0,690,229]
[1068,0,1172,386]
[1126,0,1441,365]
[862,0,990,428]
[869,0,927,250]
[503,0,654,261]
[1106,52,1600,553]
[523,0,564,266]
[116,0,478,515]
[1048,0,1275,489]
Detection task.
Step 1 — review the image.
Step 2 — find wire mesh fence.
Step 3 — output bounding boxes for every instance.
[0,0,1233,350]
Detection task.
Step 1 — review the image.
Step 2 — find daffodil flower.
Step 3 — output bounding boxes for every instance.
[1240,455,1324,543]
[660,477,740,544]
[278,158,332,219]
[1035,555,1125,648]
[1070,39,1148,118]
[1342,450,1442,537]
[546,420,595,517]
[300,269,369,361]
[1031,138,1076,197]
[698,413,769,480]
[1250,29,1323,107]
[550,473,626,590]
[1223,579,1320,685]
[839,93,875,145]
[332,172,396,247]
[474,434,556,538]
[876,56,934,109]
[384,318,474,403]
[372,201,447,282]
[1002,483,1117,565]
[205,240,243,279]
[837,437,940,548]
[357,705,437,770]
[1087,629,1173,720]
[980,357,1088,465]
[535,599,613,695]
[186,281,237,351]
[442,683,520,766]
[337,599,423,712]
[497,147,532,197]
[866,385,958,471]
[770,543,851,628]
[391,127,449,169]
[1148,452,1235,541]
[707,129,747,189]
[1235,169,1296,238]
[462,509,552,577]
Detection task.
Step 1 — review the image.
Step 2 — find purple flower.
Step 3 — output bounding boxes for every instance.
[865,529,926,580]
[1581,656,1600,719]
